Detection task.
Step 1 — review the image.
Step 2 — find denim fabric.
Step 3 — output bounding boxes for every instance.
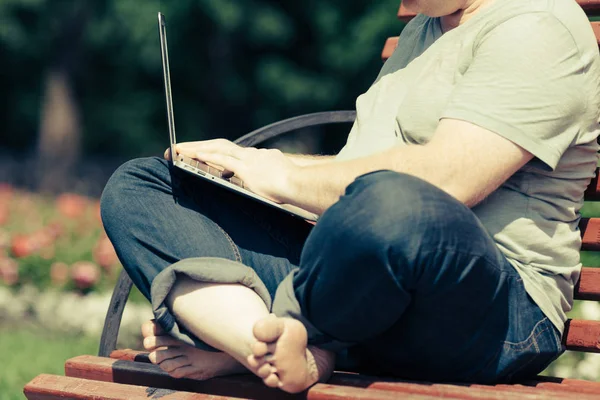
[101,157,564,383]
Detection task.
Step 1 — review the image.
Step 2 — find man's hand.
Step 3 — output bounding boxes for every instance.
[168,139,300,203]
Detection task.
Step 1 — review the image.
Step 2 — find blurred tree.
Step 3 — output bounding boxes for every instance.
[37,1,91,191]
[0,0,406,191]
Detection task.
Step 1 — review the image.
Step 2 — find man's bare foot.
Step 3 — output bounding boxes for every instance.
[141,320,247,380]
[247,315,335,393]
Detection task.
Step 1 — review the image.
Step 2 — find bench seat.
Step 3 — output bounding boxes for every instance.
[23,350,600,399]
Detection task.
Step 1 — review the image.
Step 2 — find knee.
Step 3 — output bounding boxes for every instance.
[319,171,468,248]
[100,157,167,230]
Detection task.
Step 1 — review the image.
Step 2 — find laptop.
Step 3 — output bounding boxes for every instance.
[158,12,319,222]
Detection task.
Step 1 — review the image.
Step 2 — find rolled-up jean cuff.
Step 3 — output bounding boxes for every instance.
[272,268,355,352]
[151,257,272,351]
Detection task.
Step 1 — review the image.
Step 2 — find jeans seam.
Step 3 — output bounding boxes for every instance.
[503,319,552,381]
[214,223,242,262]
[503,317,549,347]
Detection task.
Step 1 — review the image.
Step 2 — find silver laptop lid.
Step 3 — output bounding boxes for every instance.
[158,12,177,162]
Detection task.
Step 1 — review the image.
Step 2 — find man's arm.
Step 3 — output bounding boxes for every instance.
[285,154,335,167]
[279,118,533,214]
[173,119,533,214]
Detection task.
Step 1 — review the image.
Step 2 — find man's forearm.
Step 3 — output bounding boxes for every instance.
[281,147,403,215]
[285,154,335,167]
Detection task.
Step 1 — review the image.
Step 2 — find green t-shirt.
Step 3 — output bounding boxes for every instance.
[337,0,600,332]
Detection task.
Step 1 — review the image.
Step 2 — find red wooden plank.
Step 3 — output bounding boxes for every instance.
[67,356,600,400]
[580,218,600,251]
[563,319,600,353]
[66,355,295,399]
[110,349,150,363]
[592,21,600,47]
[381,37,399,61]
[331,373,591,399]
[583,169,600,201]
[23,373,232,400]
[66,356,446,400]
[574,267,600,301]
[579,0,600,13]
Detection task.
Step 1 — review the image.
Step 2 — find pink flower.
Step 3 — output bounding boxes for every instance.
[11,235,34,258]
[0,258,18,285]
[93,236,119,271]
[70,261,100,290]
[56,193,89,219]
[50,262,70,286]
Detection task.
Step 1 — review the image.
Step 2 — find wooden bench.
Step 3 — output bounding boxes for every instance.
[24,1,600,399]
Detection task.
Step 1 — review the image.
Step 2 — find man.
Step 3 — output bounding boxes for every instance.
[101,0,600,393]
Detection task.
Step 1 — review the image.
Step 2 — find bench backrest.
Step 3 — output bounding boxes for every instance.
[382,0,600,355]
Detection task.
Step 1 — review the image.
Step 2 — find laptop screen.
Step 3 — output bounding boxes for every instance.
[158,12,177,162]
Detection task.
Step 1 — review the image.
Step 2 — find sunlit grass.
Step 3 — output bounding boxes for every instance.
[0,327,99,400]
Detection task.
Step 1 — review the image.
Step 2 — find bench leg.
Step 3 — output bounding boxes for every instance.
[99,269,133,357]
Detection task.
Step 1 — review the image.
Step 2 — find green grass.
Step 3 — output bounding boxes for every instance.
[0,327,99,400]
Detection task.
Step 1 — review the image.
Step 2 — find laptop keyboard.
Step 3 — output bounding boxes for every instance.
[177,154,244,188]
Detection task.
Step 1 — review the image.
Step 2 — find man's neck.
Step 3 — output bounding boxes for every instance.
[440,0,495,33]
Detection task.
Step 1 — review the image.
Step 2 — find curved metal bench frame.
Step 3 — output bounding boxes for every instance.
[98,110,356,356]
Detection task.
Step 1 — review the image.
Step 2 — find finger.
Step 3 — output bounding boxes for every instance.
[163,148,171,161]
[177,139,241,157]
[143,335,183,350]
[150,348,185,364]
[194,152,244,174]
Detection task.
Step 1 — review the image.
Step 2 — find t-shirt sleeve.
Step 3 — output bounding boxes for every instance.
[441,12,587,170]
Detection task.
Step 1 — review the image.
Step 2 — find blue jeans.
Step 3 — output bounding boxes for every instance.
[100,157,563,383]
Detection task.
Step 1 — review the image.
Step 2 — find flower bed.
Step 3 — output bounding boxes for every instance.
[0,183,119,292]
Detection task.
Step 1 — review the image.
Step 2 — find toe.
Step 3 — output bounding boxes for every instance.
[141,319,165,337]
[251,341,269,357]
[263,373,280,388]
[169,365,201,379]
[143,335,182,350]
[253,316,285,343]
[159,356,191,373]
[256,363,275,379]
[247,354,265,369]
[151,348,186,364]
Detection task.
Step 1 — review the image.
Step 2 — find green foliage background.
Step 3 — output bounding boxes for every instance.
[0,0,406,159]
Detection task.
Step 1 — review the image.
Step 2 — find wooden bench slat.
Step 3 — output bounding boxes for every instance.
[332,374,596,399]
[67,355,600,400]
[564,319,600,352]
[583,169,600,201]
[398,1,600,22]
[67,356,450,400]
[575,267,600,300]
[525,381,600,396]
[109,349,150,363]
[23,373,228,400]
[580,218,600,251]
[592,21,600,47]
[381,37,399,61]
